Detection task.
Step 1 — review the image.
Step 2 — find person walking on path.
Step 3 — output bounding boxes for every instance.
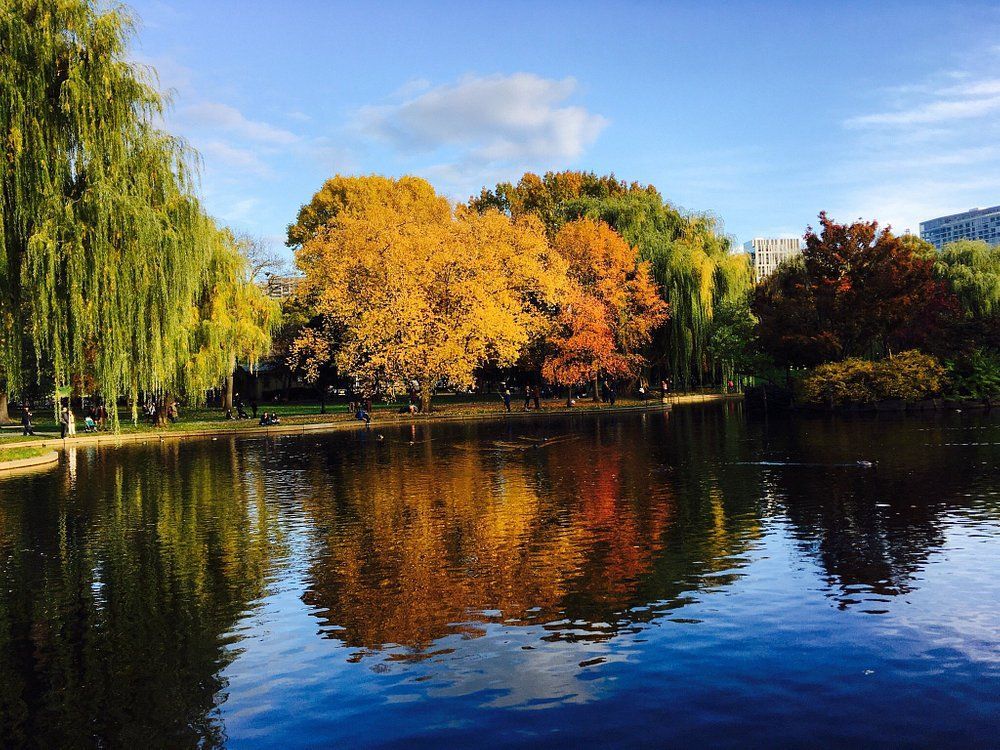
[21,406,35,436]
[501,389,512,413]
[607,382,617,406]
[59,404,70,439]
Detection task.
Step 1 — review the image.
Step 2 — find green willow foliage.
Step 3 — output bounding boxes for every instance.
[935,240,1000,319]
[471,172,752,388]
[0,1,273,424]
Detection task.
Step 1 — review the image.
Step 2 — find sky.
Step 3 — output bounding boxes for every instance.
[128,0,1000,260]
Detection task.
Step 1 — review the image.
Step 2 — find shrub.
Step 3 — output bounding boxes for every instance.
[800,358,877,405]
[945,348,1000,399]
[870,350,946,401]
[800,350,945,405]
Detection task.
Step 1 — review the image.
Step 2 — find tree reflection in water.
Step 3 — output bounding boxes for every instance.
[0,406,995,745]
[747,414,999,607]
[298,413,761,657]
[0,441,284,748]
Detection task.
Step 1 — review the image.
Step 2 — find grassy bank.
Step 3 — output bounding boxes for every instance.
[0,445,52,462]
[0,392,720,444]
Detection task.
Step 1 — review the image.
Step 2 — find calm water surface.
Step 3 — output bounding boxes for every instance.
[0,404,998,748]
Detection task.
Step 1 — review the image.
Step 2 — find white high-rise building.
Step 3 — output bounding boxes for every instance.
[919,205,1000,249]
[743,237,803,279]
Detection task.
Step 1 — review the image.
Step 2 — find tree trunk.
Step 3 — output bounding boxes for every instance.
[155,393,174,428]
[318,387,326,414]
[593,376,600,402]
[223,373,234,412]
[0,392,9,424]
[420,380,434,413]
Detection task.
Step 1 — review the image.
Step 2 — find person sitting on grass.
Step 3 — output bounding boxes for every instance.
[355,408,371,427]
[259,412,270,426]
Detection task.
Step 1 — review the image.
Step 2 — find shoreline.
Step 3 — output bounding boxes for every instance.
[0,449,59,473]
[0,393,741,454]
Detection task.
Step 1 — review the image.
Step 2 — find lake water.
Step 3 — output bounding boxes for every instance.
[1,404,997,748]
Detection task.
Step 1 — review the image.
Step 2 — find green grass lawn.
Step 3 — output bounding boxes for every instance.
[0,392,678,443]
[0,445,53,462]
[0,432,45,444]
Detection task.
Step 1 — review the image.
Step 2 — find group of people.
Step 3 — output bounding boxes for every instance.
[499,385,543,412]
[226,394,256,420]
[143,399,179,424]
[258,412,281,426]
[495,379,675,411]
[18,401,102,438]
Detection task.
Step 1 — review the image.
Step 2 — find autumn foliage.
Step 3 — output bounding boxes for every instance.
[289,177,674,408]
[542,219,668,389]
[799,350,946,406]
[292,176,566,410]
[753,213,957,367]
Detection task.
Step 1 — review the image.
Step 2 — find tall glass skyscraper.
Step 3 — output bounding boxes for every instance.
[919,205,1000,249]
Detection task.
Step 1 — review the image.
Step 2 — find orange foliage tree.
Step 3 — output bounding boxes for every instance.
[292,176,566,411]
[542,219,668,399]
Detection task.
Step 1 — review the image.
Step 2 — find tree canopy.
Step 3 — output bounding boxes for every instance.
[471,171,751,387]
[542,218,667,390]
[294,176,566,410]
[934,239,1000,320]
[753,213,956,367]
[0,0,273,424]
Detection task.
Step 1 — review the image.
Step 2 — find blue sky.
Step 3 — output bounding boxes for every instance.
[129,0,1000,258]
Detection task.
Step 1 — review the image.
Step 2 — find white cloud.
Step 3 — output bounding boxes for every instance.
[198,140,272,178]
[846,77,1000,127]
[833,65,1000,234]
[216,197,262,224]
[357,73,607,163]
[180,102,300,145]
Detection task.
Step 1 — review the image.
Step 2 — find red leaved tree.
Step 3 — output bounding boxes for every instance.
[753,213,957,367]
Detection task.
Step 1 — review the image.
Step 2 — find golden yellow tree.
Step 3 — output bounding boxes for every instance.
[294,176,565,411]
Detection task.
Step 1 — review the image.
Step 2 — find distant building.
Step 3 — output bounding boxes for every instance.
[264,274,304,299]
[919,206,1000,249]
[743,237,803,279]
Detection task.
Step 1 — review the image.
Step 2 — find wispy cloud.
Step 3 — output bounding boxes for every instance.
[198,140,272,178]
[835,66,1000,234]
[180,102,300,145]
[356,73,607,172]
[846,77,1000,127]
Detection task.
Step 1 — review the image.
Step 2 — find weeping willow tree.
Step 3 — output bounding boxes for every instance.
[471,171,753,388]
[1,1,270,426]
[182,230,279,420]
[934,240,1000,320]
